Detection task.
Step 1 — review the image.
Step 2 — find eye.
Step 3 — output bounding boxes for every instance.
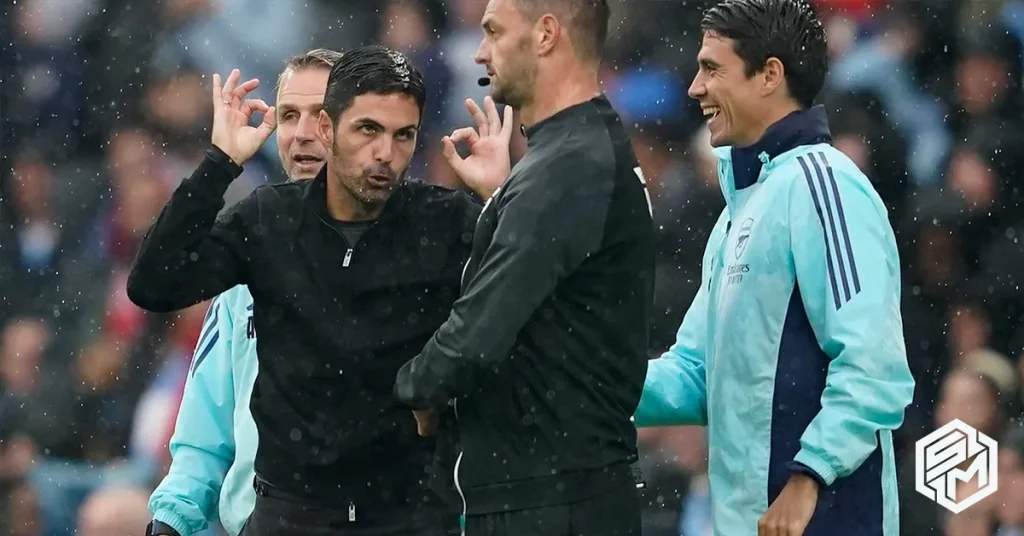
[395,131,415,142]
[282,111,299,121]
[360,124,379,135]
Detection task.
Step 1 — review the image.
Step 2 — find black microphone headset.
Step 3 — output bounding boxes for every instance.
[478,77,491,87]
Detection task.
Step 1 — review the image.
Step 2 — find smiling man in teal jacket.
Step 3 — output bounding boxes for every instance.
[633,2,915,536]
[145,48,341,536]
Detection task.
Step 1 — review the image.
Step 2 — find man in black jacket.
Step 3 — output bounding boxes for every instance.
[394,0,656,534]
[127,46,488,535]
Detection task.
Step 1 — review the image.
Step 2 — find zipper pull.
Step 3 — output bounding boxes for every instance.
[342,248,353,267]
[348,502,356,521]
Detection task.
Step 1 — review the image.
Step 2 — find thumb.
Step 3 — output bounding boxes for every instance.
[256,106,277,141]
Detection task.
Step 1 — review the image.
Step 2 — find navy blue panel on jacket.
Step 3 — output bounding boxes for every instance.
[770,286,884,536]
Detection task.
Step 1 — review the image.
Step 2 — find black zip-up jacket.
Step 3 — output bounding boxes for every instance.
[395,95,656,514]
[126,146,481,508]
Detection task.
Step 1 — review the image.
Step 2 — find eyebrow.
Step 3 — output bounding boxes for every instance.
[699,58,720,70]
[354,118,419,132]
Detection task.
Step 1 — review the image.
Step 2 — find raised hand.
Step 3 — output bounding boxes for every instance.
[210,69,277,166]
[442,96,514,199]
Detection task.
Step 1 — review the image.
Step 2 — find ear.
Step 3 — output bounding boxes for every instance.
[761,57,785,97]
[317,109,334,148]
[535,13,560,56]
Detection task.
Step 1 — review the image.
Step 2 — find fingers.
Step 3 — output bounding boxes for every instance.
[465,98,489,137]
[484,96,501,134]
[217,69,260,109]
[500,104,514,141]
[211,73,222,107]
[448,127,480,146]
[233,78,260,101]
[241,98,270,115]
[221,69,240,104]
[256,106,278,141]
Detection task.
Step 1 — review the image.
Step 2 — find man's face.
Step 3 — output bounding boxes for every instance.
[475,0,537,108]
[276,67,329,180]
[318,93,420,208]
[688,32,766,148]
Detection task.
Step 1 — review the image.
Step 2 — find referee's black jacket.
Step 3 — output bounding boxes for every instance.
[395,95,656,515]
[126,146,480,510]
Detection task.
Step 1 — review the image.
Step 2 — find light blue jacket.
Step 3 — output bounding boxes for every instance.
[635,107,914,536]
[149,285,259,536]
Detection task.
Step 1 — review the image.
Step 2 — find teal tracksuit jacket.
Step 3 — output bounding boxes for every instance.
[634,106,915,536]
[149,285,259,536]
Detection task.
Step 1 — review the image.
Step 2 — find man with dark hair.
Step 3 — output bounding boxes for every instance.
[128,45,487,536]
[144,48,342,536]
[394,0,655,534]
[633,1,914,535]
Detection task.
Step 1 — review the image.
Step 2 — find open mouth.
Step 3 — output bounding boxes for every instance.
[367,174,393,187]
[702,106,721,124]
[293,154,324,166]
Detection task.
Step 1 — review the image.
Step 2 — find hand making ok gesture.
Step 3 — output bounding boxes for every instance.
[210,68,277,166]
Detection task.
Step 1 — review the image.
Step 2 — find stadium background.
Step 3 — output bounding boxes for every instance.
[2,0,1024,534]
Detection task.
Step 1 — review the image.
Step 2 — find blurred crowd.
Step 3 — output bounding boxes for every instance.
[2,0,1024,535]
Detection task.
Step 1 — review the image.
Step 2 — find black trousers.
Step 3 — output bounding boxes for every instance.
[464,483,641,536]
[239,479,460,536]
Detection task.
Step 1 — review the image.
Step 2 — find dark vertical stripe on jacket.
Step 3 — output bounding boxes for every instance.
[797,156,841,308]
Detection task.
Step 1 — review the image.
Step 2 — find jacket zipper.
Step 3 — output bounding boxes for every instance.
[314,213,364,268]
[453,399,466,517]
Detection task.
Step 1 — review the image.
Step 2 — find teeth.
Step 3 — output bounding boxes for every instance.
[703,106,720,118]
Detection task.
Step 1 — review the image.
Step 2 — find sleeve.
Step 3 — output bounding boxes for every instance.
[126,146,252,313]
[788,153,916,487]
[632,284,710,427]
[149,292,239,536]
[394,156,611,408]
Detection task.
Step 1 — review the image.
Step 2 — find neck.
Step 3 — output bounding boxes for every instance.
[520,63,601,128]
[741,100,802,148]
[325,169,384,221]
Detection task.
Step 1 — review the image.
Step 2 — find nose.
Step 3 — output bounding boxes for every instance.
[474,39,488,66]
[372,137,395,164]
[295,113,317,142]
[687,72,705,100]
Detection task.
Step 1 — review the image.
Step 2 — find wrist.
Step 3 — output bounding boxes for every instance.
[210,142,247,169]
[146,520,181,536]
[788,472,820,493]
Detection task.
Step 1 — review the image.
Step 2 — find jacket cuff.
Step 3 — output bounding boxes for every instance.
[186,145,244,197]
[206,145,244,177]
[789,449,836,487]
[151,510,191,536]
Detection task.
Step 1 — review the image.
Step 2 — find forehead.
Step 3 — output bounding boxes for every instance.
[340,93,421,126]
[277,67,329,103]
[483,0,524,25]
[698,32,741,64]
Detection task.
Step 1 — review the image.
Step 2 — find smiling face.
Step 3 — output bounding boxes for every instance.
[474,0,537,108]
[688,32,771,148]
[276,66,330,180]
[317,92,420,212]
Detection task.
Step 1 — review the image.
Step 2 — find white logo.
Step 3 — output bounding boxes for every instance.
[915,419,998,514]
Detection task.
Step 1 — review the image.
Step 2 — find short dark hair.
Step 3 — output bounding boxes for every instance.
[702,0,827,108]
[321,45,427,125]
[515,0,611,61]
[274,48,344,96]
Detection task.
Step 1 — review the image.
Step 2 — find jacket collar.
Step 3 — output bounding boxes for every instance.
[727,105,832,190]
[302,164,409,223]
